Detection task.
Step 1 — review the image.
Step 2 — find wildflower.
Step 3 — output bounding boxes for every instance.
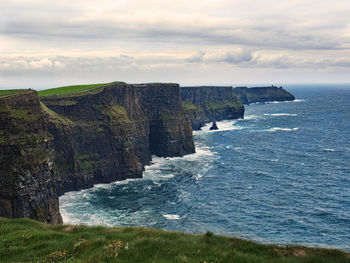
[117,240,124,248]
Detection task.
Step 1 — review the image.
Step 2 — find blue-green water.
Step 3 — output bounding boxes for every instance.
[60,86,350,250]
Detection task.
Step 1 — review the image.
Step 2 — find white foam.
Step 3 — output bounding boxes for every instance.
[188,145,215,158]
[325,148,335,152]
[163,214,181,220]
[264,113,297,116]
[243,115,259,120]
[59,209,80,225]
[264,100,293,104]
[94,178,141,189]
[267,127,299,132]
[194,120,242,134]
[264,99,305,104]
[143,142,215,182]
[195,173,203,180]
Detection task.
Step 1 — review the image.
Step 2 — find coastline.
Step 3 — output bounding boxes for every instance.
[59,90,350,252]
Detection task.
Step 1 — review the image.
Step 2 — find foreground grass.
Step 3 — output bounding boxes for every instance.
[0,218,349,263]
[38,83,110,97]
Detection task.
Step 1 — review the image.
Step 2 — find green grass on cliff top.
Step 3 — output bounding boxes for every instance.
[38,83,111,97]
[0,217,349,263]
[0,89,26,97]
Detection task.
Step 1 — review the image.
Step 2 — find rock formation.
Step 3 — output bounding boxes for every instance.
[232,86,295,104]
[0,82,195,223]
[180,86,244,130]
[209,121,219,130]
[0,91,62,223]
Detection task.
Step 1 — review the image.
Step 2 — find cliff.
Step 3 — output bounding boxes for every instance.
[0,82,195,223]
[180,86,244,130]
[0,91,62,223]
[232,86,295,104]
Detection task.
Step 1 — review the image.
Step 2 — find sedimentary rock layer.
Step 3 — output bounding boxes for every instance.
[0,91,62,223]
[180,86,244,130]
[232,86,295,104]
[0,82,195,223]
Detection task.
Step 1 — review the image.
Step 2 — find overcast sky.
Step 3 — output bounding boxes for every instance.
[1,0,350,89]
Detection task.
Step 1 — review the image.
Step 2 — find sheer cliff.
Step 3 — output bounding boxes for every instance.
[0,91,62,223]
[0,82,195,223]
[180,86,244,130]
[232,86,295,104]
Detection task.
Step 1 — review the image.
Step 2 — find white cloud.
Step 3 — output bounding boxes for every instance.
[185,51,206,63]
[29,58,53,69]
[0,0,350,87]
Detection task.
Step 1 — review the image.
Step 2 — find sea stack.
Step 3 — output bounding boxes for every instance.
[210,121,219,130]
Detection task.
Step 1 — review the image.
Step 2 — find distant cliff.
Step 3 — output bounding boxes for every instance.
[180,86,244,130]
[232,86,295,104]
[0,82,195,223]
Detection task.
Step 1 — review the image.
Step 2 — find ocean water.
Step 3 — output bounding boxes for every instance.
[60,86,350,251]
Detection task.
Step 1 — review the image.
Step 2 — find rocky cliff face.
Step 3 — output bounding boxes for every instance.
[42,82,195,195]
[0,91,62,223]
[180,86,244,130]
[0,82,195,223]
[232,86,295,104]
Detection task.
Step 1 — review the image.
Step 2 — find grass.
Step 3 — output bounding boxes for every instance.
[103,104,130,123]
[207,100,243,109]
[182,101,198,110]
[0,89,26,97]
[38,83,111,97]
[0,217,349,263]
[0,105,40,122]
[182,100,243,112]
[40,102,74,125]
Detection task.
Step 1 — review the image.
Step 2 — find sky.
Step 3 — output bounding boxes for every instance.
[1,0,350,89]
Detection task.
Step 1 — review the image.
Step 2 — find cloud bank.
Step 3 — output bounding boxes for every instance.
[1,0,350,88]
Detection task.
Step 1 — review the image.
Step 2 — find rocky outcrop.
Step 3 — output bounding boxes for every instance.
[180,86,244,130]
[43,82,195,195]
[0,82,195,223]
[209,121,218,130]
[0,91,62,223]
[232,86,295,104]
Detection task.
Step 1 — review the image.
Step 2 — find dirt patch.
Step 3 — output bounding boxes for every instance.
[73,238,87,250]
[292,249,307,257]
[62,226,77,232]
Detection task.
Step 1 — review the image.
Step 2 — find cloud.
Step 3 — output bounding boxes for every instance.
[2,18,348,52]
[185,51,206,63]
[29,58,53,69]
[0,0,350,87]
[219,49,253,64]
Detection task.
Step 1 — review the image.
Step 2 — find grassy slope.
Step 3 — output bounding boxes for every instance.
[0,90,26,97]
[38,83,110,97]
[0,218,349,263]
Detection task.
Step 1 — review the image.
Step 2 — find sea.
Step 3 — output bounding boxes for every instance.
[60,85,350,251]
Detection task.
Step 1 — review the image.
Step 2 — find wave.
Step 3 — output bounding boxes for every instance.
[264,99,305,104]
[267,127,299,132]
[194,120,243,134]
[163,214,182,220]
[324,148,336,152]
[266,101,289,104]
[243,115,259,120]
[264,113,297,116]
